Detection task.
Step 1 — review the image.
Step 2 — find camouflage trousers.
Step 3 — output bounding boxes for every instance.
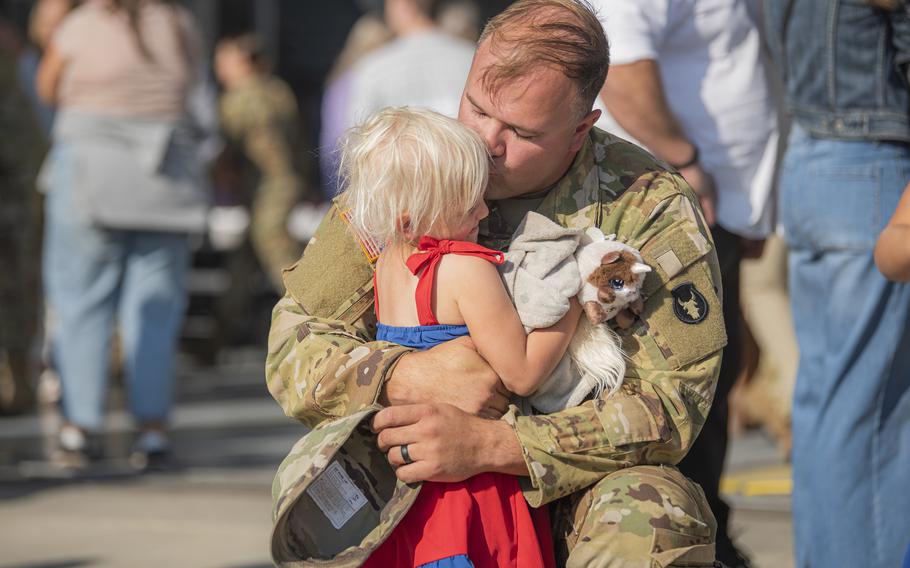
[553,465,718,568]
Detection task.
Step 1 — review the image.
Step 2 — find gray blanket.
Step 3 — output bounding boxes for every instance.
[499,212,583,331]
[499,212,591,413]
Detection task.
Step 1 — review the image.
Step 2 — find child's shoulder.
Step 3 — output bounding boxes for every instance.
[435,250,502,282]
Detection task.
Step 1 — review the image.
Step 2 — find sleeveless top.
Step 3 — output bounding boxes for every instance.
[365,236,555,568]
[374,236,504,350]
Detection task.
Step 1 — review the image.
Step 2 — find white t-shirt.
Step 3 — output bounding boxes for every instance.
[344,30,475,128]
[590,0,778,239]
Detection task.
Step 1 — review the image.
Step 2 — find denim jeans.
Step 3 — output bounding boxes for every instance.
[781,125,910,568]
[43,144,191,431]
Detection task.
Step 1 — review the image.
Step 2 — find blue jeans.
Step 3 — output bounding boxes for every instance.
[43,144,191,431]
[781,125,910,568]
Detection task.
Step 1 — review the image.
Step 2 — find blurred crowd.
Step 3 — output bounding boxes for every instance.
[0,0,908,567]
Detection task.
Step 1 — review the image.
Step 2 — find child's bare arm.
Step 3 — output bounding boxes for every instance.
[875,182,910,282]
[447,256,582,396]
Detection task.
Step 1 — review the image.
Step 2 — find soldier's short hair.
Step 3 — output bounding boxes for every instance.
[478,0,609,118]
[338,107,490,246]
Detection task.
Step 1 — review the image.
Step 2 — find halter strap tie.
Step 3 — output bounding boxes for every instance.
[405,237,504,326]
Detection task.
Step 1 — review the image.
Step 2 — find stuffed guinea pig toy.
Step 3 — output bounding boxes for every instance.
[564,228,652,401]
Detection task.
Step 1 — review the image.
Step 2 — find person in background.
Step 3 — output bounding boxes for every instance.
[764,0,910,566]
[319,12,393,197]
[875,181,910,281]
[0,10,45,416]
[436,0,482,43]
[591,1,778,565]
[215,33,304,292]
[343,0,474,127]
[36,0,208,469]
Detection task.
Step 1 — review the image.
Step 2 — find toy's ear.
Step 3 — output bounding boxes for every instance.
[601,251,621,265]
[631,262,652,275]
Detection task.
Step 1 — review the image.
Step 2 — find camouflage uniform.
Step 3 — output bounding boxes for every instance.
[0,51,44,413]
[267,128,725,567]
[220,75,304,290]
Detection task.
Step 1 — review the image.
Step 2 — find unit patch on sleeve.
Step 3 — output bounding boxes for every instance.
[671,282,709,324]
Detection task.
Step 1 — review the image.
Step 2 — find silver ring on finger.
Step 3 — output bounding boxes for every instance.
[400,444,414,465]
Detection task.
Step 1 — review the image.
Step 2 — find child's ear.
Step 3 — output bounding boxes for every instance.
[397,214,414,239]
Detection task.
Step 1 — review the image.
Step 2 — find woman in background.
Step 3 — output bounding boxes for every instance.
[764,1,910,566]
[36,0,207,469]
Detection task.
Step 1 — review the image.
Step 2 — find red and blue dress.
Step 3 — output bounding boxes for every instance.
[363,237,555,568]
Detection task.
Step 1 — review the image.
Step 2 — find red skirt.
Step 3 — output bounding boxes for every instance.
[363,472,555,568]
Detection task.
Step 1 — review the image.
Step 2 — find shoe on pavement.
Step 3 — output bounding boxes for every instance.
[53,424,95,469]
[129,430,173,471]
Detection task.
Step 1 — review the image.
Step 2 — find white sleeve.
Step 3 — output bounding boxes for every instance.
[588,0,669,65]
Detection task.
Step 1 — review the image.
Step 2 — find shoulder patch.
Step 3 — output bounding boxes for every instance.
[671,283,708,324]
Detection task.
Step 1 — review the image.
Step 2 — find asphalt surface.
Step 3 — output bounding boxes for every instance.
[0,347,793,568]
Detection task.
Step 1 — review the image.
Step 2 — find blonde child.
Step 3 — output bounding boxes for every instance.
[339,107,580,568]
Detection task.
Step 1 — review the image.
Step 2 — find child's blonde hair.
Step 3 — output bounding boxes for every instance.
[338,107,490,246]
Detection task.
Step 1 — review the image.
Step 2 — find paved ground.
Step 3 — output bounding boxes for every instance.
[0,348,794,568]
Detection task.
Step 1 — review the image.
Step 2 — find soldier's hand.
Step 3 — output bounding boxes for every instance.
[372,403,526,483]
[381,336,510,419]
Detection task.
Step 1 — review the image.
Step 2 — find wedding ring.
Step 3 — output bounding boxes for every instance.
[400,444,414,465]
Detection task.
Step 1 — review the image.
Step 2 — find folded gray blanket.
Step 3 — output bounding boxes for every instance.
[499,212,590,413]
[499,212,583,332]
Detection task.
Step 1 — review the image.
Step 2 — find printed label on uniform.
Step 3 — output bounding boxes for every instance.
[671,282,708,324]
[306,459,368,529]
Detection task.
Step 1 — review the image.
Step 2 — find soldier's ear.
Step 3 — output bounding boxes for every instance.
[569,109,601,153]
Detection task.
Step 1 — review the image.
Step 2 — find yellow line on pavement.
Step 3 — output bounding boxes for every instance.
[721,465,793,497]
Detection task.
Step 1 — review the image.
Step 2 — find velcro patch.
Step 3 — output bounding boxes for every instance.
[671,283,708,324]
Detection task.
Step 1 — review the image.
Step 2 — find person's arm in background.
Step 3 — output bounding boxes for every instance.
[875,182,910,281]
[35,42,64,105]
[875,8,910,282]
[600,59,717,227]
[593,0,717,226]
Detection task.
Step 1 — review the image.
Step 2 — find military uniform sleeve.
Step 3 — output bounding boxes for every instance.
[506,171,725,507]
[265,206,412,429]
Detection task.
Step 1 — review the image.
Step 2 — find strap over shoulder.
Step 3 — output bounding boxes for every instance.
[404,237,504,326]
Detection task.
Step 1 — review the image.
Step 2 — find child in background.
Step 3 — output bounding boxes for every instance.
[214,34,304,291]
[874,181,910,282]
[340,107,580,568]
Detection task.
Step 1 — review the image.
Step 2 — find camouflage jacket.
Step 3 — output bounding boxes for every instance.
[266,127,725,507]
[220,75,301,191]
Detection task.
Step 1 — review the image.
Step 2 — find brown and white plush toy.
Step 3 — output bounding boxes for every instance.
[560,228,652,408]
[499,214,651,413]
